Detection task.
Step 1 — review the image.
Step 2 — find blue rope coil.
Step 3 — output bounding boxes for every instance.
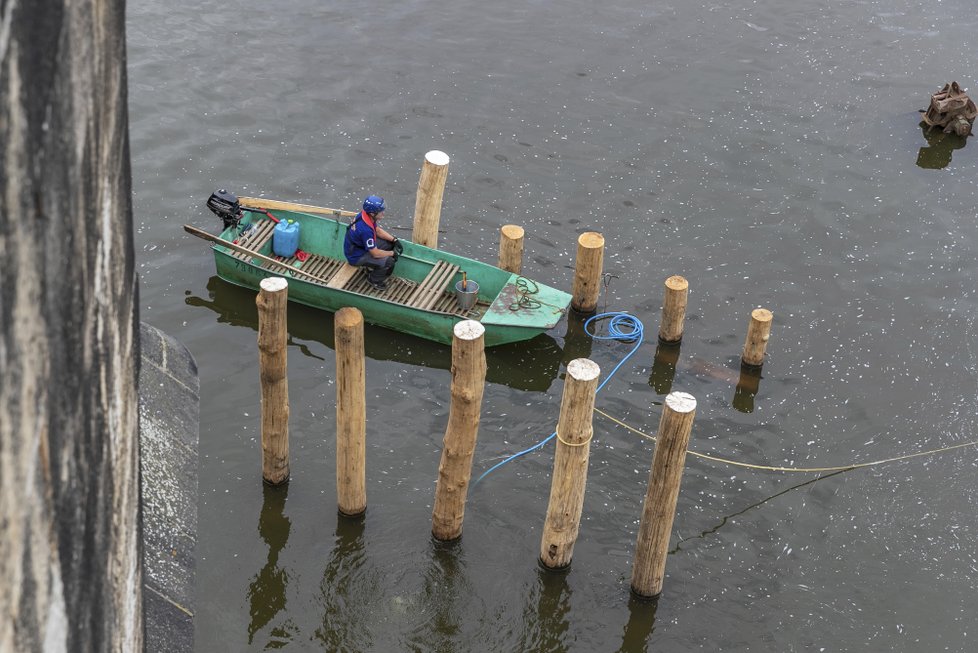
[475,312,645,484]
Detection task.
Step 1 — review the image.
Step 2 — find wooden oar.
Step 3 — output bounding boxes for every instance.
[238,196,357,218]
[239,197,444,232]
[183,224,332,285]
[238,195,453,239]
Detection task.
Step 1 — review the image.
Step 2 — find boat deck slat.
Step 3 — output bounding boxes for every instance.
[231,219,276,260]
[313,257,345,279]
[387,279,417,304]
[406,261,460,311]
[434,293,458,314]
[257,253,344,286]
[346,272,416,300]
[304,257,329,277]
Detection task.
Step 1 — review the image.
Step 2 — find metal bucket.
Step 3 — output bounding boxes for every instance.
[455,280,480,311]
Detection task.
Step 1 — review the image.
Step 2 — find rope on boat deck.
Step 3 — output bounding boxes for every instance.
[508,276,569,313]
[475,311,978,483]
[509,277,542,311]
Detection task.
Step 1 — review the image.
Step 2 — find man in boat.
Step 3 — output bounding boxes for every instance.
[343,195,399,290]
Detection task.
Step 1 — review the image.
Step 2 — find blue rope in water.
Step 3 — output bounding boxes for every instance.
[475,312,645,484]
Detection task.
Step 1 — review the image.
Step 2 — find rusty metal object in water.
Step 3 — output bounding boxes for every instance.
[919,81,976,137]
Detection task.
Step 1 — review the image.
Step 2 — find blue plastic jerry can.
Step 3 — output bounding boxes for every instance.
[272,220,300,257]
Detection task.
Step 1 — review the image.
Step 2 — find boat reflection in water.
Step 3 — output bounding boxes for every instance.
[187,275,564,392]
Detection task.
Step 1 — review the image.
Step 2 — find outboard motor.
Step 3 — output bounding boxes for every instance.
[206,189,243,230]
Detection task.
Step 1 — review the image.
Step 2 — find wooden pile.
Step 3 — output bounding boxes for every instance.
[920,81,976,137]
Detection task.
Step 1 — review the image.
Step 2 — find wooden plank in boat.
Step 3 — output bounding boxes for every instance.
[417,263,459,311]
[406,261,459,310]
[231,219,275,260]
[327,263,362,289]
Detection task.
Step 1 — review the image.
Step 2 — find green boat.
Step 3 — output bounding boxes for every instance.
[185,192,572,347]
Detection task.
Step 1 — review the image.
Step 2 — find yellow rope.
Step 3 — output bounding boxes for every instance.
[593,407,978,473]
[555,426,594,448]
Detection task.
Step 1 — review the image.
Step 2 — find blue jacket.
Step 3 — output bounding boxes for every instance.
[343,212,378,264]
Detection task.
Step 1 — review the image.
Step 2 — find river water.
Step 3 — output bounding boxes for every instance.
[126,0,977,650]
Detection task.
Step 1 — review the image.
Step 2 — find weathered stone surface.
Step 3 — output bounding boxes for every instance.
[139,323,199,653]
[0,0,142,650]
